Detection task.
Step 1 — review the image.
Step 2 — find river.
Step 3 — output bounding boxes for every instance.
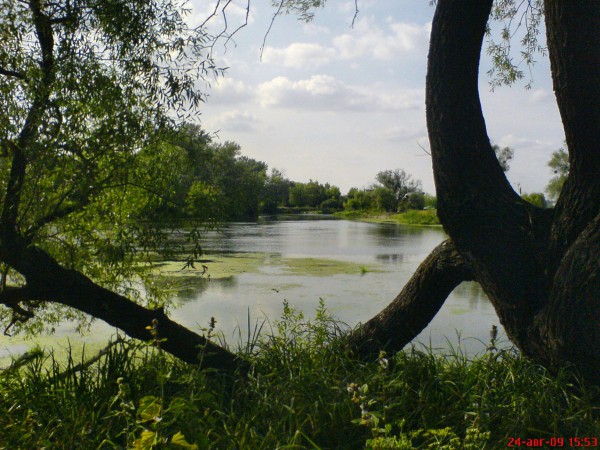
[167,216,505,354]
[0,216,508,361]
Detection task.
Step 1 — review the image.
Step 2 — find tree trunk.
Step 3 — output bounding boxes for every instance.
[422,0,599,379]
[535,0,600,377]
[348,240,473,359]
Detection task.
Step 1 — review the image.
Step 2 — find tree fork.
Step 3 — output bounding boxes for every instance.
[425,0,599,380]
[426,0,548,349]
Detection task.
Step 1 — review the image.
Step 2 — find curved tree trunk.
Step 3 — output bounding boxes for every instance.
[423,0,599,379]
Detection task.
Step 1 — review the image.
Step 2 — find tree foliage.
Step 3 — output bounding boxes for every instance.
[288,180,341,209]
[0,0,226,338]
[261,168,291,213]
[521,192,547,208]
[376,169,422,200]
[375,169,423,212]
[492,144,514,172]
[545,146,569,201]
[486,0,545,89]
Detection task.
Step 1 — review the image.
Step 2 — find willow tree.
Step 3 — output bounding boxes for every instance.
[0,0,241,369]
[351,0,599,380]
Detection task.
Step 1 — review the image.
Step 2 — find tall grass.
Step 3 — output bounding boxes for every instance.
[0,301,597,449]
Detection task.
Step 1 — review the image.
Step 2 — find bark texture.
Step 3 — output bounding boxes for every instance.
[540,1,600,375]
[422,0,599,379]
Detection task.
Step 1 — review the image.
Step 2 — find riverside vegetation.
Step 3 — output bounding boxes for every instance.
[2,1,598,447]
[1,301,597,449]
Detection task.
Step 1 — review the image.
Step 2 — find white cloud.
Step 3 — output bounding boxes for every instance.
[260,18,430,70]
[208,78,253,104]
[377,125,426,142]
[333,18,430,61]
[257,75,423,112]
[261,43,336,69]
[208,110,259,133]
[302,22,331,36]
[257,75,359,110]
[528,89,551,104]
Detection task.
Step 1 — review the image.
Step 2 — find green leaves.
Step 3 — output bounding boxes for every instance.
[0,0,226,333]
[486,0,546,89]
[545,146,569,201]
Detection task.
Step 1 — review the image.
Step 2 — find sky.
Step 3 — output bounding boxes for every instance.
[185,0,565,195]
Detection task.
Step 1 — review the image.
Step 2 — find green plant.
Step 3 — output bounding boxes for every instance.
[0,310,597,448]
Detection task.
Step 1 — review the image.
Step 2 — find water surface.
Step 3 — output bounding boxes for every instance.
[170,216,505,354]
[0,216,507,361]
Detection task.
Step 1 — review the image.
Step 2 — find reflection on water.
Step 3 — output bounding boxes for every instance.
[165,275,237,302]
[0,216,508,359]
[375,254,405,264]
[169,217,507,355]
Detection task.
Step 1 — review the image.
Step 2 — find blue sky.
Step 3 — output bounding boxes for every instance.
[188,0,564,195]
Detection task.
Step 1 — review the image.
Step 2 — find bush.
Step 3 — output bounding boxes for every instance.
[320,197,344,210]
[424,194,437,209]
[522,192,548,208]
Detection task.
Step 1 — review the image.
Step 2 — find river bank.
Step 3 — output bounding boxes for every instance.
[334,209,440,226]
[271,207,440,226]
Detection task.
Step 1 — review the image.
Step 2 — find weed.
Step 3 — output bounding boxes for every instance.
[0,308,597,449]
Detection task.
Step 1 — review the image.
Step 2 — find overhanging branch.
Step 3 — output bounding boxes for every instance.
[347,240,473,360]
[0,234,244,372]
[0,66,27,81]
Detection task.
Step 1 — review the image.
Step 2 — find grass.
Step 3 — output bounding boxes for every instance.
[334,209,440,226]
[0,301,598,449]
[394,209,440,226]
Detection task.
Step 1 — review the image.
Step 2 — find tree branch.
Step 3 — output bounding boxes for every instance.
[0,234,245,372]
[0,285,37,304]
[1,0,56,232]
[347,240,473,360]
[0,66,27,81]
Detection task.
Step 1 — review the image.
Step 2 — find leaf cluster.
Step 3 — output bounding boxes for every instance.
[485,0,546,89]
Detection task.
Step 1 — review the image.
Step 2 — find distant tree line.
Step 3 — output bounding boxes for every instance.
[142,126,565,221]
[140,125,345,221]
[140,123,437,220]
